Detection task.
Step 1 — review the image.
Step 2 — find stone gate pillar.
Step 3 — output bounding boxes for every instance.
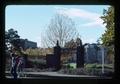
[54,40,61,70]
[76,39,84,68]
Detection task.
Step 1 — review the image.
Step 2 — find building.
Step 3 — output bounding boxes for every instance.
[62,43,108,64]
[20,39,37,50]
[84,43,108,64]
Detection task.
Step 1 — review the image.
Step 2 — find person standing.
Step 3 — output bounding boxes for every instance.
[17,56,24,77]
[10,51,18,79]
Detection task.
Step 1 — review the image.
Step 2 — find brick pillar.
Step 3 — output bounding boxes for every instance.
[46,54,54,68]
[23,54,28,68]
[54,40,61,70]
[76,38,84,68]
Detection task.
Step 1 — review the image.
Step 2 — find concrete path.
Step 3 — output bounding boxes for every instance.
[5,71,112,79]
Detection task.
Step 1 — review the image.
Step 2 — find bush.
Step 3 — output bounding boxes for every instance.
[85,67,114,76]
[58,68,89,75]
[74,68,88,75]
[58,67,113,77]
[26,60,47,69]
[67,64,71,69]
[59,63,114,76]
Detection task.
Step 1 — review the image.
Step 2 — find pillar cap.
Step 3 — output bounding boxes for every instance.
[56,40,59,46]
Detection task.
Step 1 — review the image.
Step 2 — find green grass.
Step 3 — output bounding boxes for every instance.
[64,63,114,69]
[60,63,114,76]
[69,63,76,69]
[85,63,114,69]
[63,63,76,69]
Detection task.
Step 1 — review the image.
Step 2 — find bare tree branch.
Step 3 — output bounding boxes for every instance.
[42,14,79,48]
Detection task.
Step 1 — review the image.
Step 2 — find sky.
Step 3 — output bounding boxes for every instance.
[5,5,110,47]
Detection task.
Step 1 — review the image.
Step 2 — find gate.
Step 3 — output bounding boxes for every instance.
[46,40,85,70]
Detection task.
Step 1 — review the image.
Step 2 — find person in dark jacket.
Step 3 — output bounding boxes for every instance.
[10,51,18,79]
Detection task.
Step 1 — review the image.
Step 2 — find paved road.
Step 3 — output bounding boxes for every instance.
[5,71,112,79]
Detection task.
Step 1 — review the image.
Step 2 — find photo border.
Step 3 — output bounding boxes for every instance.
[0,0,118,84]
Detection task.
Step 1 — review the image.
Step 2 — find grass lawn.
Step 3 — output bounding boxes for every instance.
[85,63,114,69]
[64,63,114,70]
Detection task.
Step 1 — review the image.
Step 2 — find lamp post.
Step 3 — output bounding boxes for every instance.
[101,47,104,74]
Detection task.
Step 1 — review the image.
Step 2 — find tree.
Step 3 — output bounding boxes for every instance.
[64,39,76,48]
[5,28,20,51]
[43,14,79,48]
[100,6,114,47]
[100,6,114,63]
[63,37,83,63]
[64,37,82,48]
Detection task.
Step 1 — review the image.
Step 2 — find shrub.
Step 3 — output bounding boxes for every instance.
[58,67,113,77]
[74,68,88,75]
[67,64,71,69]
[58,68,89,75]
